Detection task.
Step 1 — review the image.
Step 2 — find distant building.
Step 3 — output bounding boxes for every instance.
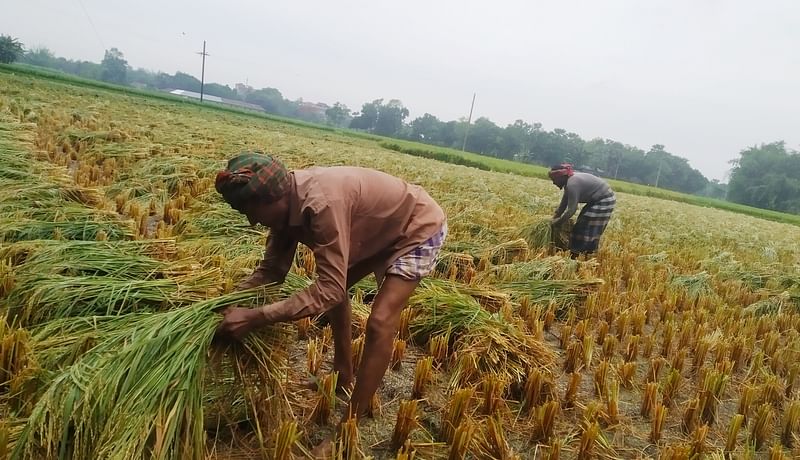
[168,89,264,112]
[296,101,330,119]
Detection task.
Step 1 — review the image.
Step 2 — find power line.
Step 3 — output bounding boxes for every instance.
[75,0,106,51]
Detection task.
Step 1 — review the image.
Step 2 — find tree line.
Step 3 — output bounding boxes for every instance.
[1,37,797,214]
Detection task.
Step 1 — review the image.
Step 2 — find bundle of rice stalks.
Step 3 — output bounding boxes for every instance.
[10,286,289,460]
[496,278,604,314]
[476,257,564,284]
[670,271,713,300]
[516,219,553,250]
[8,268,223,325]
[0,318,32,389]
[9,239,177,278]
[480,238,529,265]
[744,291,796,316]
[409,281,555,386]
[0,218,136,243]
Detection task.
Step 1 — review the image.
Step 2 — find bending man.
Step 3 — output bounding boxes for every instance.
[214,151,447,421]
[549,163,615,258]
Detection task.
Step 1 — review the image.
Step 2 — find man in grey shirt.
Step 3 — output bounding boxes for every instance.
[549,163,616,258]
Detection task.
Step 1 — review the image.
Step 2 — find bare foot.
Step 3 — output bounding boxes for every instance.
[311,438,333,459]
[302,378,353,397]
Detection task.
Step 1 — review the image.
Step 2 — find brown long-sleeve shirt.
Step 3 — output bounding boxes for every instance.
[256,166,445,323]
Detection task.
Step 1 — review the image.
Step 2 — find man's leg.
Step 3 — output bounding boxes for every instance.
[324,261,379,389]
[346,274,420,420]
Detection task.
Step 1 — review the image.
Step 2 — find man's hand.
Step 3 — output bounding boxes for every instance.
[550,218,559,227]
[235,268,270,291]
[216,307,268,340]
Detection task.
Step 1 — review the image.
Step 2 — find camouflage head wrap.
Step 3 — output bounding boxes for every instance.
[215,152,290,210]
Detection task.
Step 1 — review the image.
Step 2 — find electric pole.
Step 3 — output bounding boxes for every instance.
[197,41,209,102]
[461,92,476,152]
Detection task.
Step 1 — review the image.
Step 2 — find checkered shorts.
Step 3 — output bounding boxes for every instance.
[386,222,448,280]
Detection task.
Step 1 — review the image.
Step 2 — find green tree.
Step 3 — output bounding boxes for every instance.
[325,102,352,127]
[0,35,24,64]
[100,48,128,84]
[203,83,238,99]
[728,142,800,213]
[350,99,381,131]
[409,113,443,143]
[374,99,409,136]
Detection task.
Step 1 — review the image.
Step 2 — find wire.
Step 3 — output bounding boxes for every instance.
[75,0,106,50]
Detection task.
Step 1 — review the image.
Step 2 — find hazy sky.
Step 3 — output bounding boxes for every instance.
[4,0,799,181]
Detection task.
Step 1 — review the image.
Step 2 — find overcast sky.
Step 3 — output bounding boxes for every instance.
[4,0,798,181]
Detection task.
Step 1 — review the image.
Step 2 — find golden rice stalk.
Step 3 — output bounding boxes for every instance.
[272,420,300,460]
[332,417,361,460]
[602,336,617,360]
[625,335,640,362]
[399,308,415,341]
[650,403,667,443]
[739,385,756,422]
[559,325,572,350]
[481,374,506,415]
[759,374,785,409]
[780,399,800,448]
[546,438,562,460]
[581,334,594,367]
[474,415,516,460]
[641,382,658,418]
[681,397,700,434]
[307,337,322,376]
[321,325,333,354]
[367,392,382,418]
[412,357,434,399]
[522,368,553,413]
[619,362,636,390]
[596,320,609,346]
[564,340,582,373]
[699,369,728,425]
[646,358,665,384]
[748,403,774,451]
[296,317,313,340]
[594,360,609,398]
[769,444,785,460]
[689,424,709,458]
[642,335,655,360]
[616,312,629,342]
[692,339,710,375]
[429,331,450,367]
[440,388,474,443]
[725,414,745,454]
[0,318,32,387]
[391,338,407,371]
[391,400,419,450]
[564,372,581,408]
[661,321,675,357]
[785,364,799,398]
[311,372,338,425]
[662,369,683,407]
[447,421,475,460]
[605,379,620,425]
[395,441,415,460]
[671,349,687,375]
[578,421,601,460]
[352,335,365,371]
[532,400,560,443]
[544,307,555,332]
[660,445,691,459]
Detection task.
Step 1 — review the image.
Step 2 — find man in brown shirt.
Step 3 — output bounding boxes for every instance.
[215,152,447,424]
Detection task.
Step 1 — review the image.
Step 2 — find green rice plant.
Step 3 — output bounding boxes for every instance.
[409,280,555,387]
[8,268,223,325]
[10,286,289,460]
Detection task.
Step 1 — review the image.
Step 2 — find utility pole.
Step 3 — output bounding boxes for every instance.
[654,159,663,188]
[461,92,476,152]
[197,40,209,102]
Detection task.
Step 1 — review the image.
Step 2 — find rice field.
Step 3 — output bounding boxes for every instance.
[1,69,800,459]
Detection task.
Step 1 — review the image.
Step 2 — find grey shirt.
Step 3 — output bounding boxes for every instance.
[553,173,612,225]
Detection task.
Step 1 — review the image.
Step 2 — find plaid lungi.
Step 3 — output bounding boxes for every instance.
[387,222,448,280]
[570,193,616,254]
